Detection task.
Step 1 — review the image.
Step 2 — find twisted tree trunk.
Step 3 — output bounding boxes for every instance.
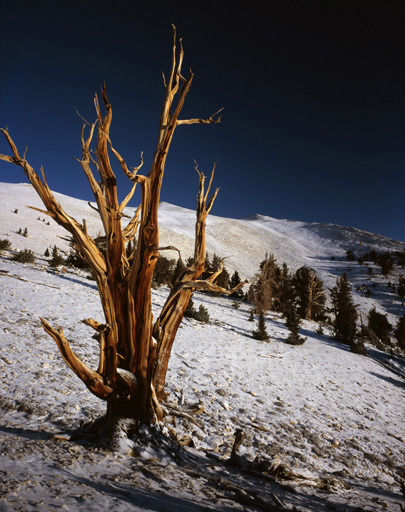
[0,27,244,426]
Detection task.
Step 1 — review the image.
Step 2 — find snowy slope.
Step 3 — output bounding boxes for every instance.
[1,181,403,322]
[0,181,404,511]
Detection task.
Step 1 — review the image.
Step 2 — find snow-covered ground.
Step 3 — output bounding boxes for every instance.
[0,182,404,511]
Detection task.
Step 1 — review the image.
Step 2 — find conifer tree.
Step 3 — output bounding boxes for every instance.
[250,254,280,312]
[394,315,405,351]
[184,297,197,318]
[278,262,295,314]
[252,310,270,341]
[172,257,185,285]
[368,308,392,345]
[49,245,65,268]
[331,273,358,345]
[152,256,175,286]
[194,304,210,323]
[201,253,229,292]
[285,304,306,345]
[211,253,230,290]
[398,274,405,300]
[293,266,325,321]
[378,252,394,276]
[229,270,244,299]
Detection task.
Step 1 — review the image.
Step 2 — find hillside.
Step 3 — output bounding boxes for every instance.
[0,181,404,511]
[1,182,404,324]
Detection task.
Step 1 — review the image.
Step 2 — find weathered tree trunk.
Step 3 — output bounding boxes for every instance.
[0,27,244,427]
[305,269,325,321]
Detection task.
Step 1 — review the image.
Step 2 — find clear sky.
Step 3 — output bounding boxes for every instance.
[1,1,404,242]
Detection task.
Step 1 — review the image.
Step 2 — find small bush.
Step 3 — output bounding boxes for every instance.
[66,250,89,269]
[16,227,28,237]
[0,239,12,252]
[346,250,355,261]
[184,298,197,319]
[194,304,210,323]
[12,249,35,263]
[184,299,210,323]
[316,324,324,335]
[359,326,382,348]
[351,340,367,355]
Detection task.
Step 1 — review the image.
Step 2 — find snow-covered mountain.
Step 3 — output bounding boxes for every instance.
[1,181,403,323]
[0,181,404,512]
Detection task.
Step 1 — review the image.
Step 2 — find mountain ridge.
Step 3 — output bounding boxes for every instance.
[1,181,403,324]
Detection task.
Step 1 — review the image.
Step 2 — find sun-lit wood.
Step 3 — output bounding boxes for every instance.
[0,26,244,425]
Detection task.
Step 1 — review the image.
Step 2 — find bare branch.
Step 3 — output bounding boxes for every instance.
[0,128,106,276]
[82,318,102,331]
[177,107,224,126]
[119,182,137,214]
[108,141,133,179]
[174,277,247,296]
[157,245,184,265]
[204,159,218,204]
[87,201,99,213]
[132,152,144,174]
[40,318,113,399]
[122,203,141,240]
[75,108,92,127]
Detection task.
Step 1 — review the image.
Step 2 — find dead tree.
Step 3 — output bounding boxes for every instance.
[0,27,244,426]
[305,269,325,321]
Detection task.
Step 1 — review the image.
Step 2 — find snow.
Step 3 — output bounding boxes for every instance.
[0,181,404,511]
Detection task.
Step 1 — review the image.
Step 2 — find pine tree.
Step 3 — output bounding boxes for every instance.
[285,304,306,345]
[378,252,394,276]
[293,266,325,321]
[278,263,295,314]
[172,257,186,285]
[211,253,230,290]
[331,273,358,345]
[153,256,175,286]
[398,274,405,300]
[184,297,197,318]
[252,310,270,341]
[250,254,280,312]
[194,304,210,323]
[394,315,405,351]
[201,253,229,293]
[49,245,65,268]
[368,308,392,345]
[229,270,244,299]
[0,239,12,252]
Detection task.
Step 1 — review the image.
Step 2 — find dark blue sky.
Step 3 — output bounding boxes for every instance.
[1,1,404,242]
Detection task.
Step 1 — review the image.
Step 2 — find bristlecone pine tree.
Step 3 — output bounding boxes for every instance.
[252,310,270,341]
[331,273,358,345]
[0,27,244,427]
[293,266,326,321]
